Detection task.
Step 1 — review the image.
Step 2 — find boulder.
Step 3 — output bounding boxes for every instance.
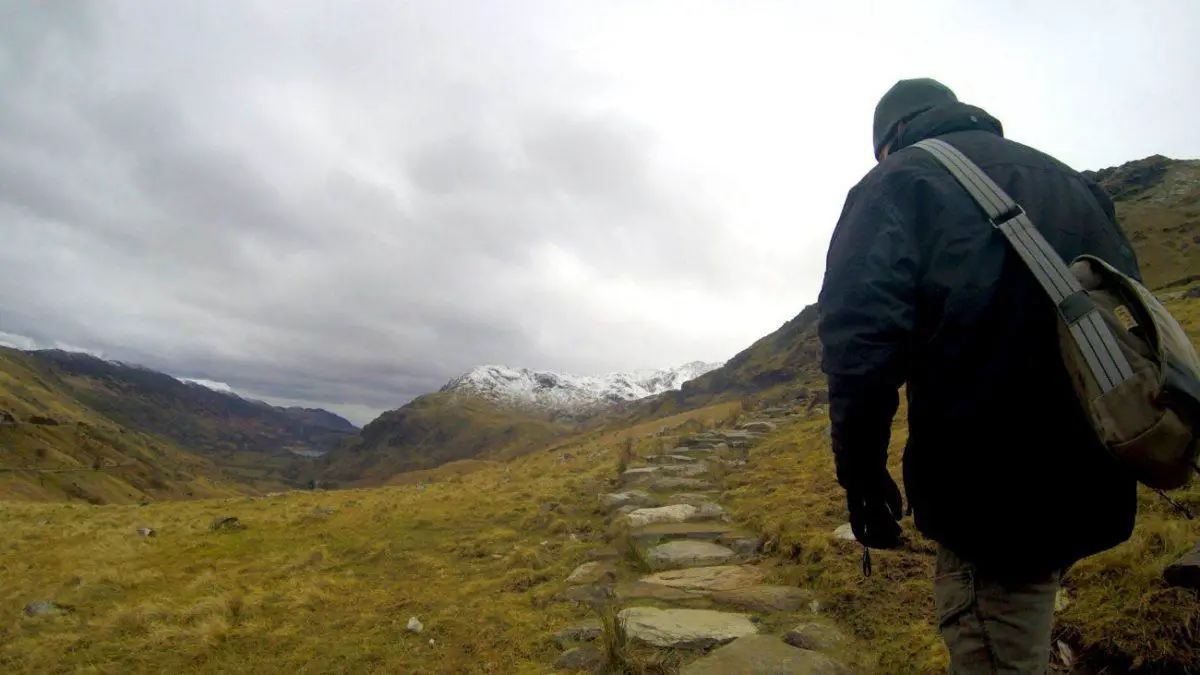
[554,646,605,672]
[619,607,757,649]
[712,585,813,613]
[680,634,851,675]
[23,600,70,617]
[1185,286,1200,299]
[406,616,423,633]
[646,540,737,568]
[210,516,244,532]
[722,536,764,556]
[566,561,616,585]
[784,622,847,652]
[135,527,156,537]
[600,490,660,511]
[832,524,856,542]
[639,565,764,592]
[739,421,777,433]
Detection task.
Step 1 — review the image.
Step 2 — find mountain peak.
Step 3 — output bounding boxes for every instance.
[440,361,723,411]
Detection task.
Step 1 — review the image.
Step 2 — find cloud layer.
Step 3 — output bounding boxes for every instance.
[2,1,1198,424]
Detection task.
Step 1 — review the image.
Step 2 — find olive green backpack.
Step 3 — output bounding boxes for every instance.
[916,138,1200,489]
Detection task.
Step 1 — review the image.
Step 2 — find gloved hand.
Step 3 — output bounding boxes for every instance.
[843,469,904,549]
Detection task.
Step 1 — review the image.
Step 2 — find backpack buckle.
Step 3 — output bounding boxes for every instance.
[990,205,1024,227]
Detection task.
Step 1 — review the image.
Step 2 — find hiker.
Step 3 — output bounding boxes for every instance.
[817,78,1142,673]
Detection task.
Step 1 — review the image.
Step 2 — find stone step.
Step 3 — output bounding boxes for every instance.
[629,521,745,545]
[679,634,851,674]
[614,580,707,603]
[646,540,737,569]
[623,503,727,528]
[618,607,757,650]
[599,489,661,512]
[645,453,701,465]
[709,585,813,613]
[738,420,778,433]
[640,476,715,492]
[621,463,708,486]
[638,565,765,593]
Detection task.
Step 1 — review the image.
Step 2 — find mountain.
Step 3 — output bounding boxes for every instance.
[441,361,723,411]
[319,360,718,485]
[1082,155,1200,290]
[7,349,358,493]
[0,347,243,503]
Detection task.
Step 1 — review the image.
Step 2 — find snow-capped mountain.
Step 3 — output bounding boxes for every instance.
[441,361,724,410]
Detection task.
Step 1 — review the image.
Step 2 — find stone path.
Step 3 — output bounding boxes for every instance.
[549,407,856,673]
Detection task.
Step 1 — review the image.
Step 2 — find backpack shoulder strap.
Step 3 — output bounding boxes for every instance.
[912,138,1134,392]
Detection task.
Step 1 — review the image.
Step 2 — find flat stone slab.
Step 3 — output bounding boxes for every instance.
[711,585,813,612]
[600,490,661,511]
[619,607,757,649]
[631,522,744,544]
[625,504,699,527]
[784,622,848,652]
[625,503,727,528]
[640,565,765,592]
[647,540,737,568]
[739,420,778,433]
[646,454,701,464]
[1165,540,1200,590]
[614,580,706,602]
[643,477,714,492]
[680,635,851,674]
[554,645,605,672]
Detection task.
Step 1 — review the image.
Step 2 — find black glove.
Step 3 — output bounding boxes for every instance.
[843,469,904,549]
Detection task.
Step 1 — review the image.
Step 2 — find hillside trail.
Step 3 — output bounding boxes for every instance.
[545,407,861,674]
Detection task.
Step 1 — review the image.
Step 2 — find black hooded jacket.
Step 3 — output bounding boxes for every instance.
[818,102,1140,574]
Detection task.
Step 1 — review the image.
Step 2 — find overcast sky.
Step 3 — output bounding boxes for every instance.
[2,1,1198,425]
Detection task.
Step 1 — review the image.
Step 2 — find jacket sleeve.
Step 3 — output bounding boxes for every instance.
[817,177,919,488]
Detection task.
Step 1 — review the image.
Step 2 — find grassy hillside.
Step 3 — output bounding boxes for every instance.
[317,392,570,485]
[0,348,245,504]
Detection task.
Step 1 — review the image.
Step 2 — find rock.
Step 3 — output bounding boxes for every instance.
[647,540,737,568]
[554,645,605,672]
[0,410,16,427]
[1185,286,1200,299]
[614,581,706,602]
[658,462,709,477]
[631,522,744,545]
[644,477,714,492]
[625,504,698,528]
[712,585,813,613]
[23,600,70,617]
[784,622,847,652]
[27,415,59,426]
[621,467,662,483]
[669,492,723,505]
[739,421,777,433]
[566,561,616,585]
[310,506,336,517]
[832,523,856,541]
[808,390,830,407]
[680,634,850,675]
[136,527,156,537]
[1054,588,1070,613]
[619,607,757,649]
[553,619,603,647]
[1165,540,1200,590]
[613,505,639,517]
[599,490,660,511]
[723,536,763,555]
[640,565,765,592]
[809,599,822,614]
[555,584,615,608]
[540,502,561,514]
[406,616,424,633]
[210,516,244,532]
[646,453,700,464]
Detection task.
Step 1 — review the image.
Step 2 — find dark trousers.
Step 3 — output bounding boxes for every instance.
[934,546,1063,674]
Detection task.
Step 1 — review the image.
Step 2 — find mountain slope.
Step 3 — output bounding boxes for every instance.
[3,349,358,496]
[0,347,243,503]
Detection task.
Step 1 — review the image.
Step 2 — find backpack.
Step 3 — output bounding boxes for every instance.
[914,138,1200,490]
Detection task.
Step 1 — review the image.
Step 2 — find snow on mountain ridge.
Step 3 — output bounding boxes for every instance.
[441,360,723,410]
